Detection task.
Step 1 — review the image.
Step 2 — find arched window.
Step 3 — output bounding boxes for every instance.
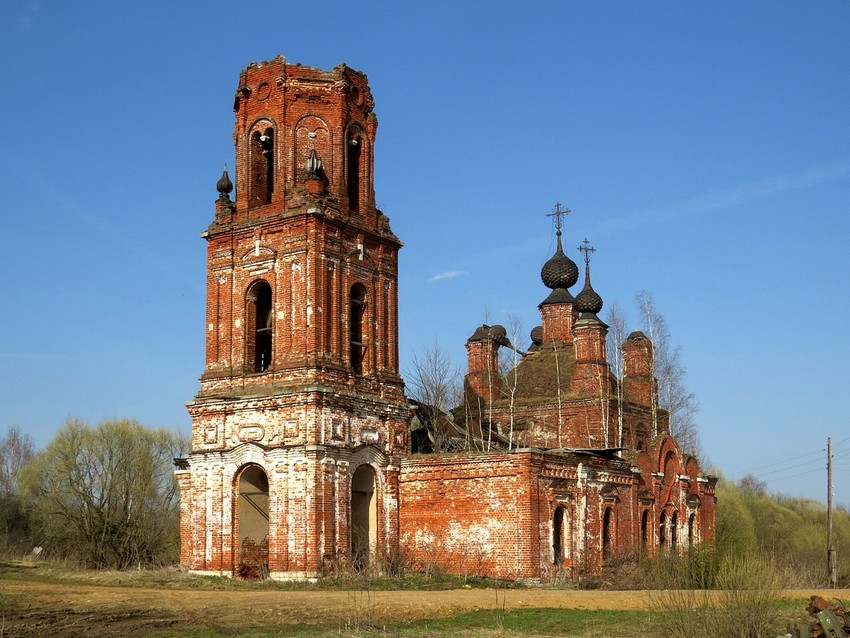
[553,506,568,565]
[347,131,362,213]
[349,283,366,375]
[659,512,668,548]
[602,507,613,561]
[671,512,678,550]
[236,465,269,579]
[251,127,274,206]
[351,464,377,571]
[663,451,677,486]
[688,512,696,548]
[246,281,273,373]
[641,510,650,550]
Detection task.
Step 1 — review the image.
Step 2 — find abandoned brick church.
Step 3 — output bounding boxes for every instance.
[174,57,717,581]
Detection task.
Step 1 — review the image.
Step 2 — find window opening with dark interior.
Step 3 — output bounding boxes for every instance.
[251,128,274,205]
[670,512,678,549]
[349,283,366,375]
[249,281,273,373]
[602,508,613,561]
[688,512,696,547]
[553,506,566,565]
[347,132,361,213]
[641,510,650,549]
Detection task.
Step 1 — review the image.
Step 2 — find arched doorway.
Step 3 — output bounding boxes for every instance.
[237,465,269,578]
[351,465,377,570]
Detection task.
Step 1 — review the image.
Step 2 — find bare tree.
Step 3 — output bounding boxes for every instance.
[498,315,527,450]
[635,291,700,456]
[656,342,700,456]
[0,425,34,496]
[406,341,461,452]
[0,425,35,547]
[605,303,628,448]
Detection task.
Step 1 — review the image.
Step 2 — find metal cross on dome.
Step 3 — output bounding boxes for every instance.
[578,237,596,265]
[546,202,571,236]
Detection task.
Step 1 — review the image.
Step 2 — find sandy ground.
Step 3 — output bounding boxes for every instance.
[0,576,842,637]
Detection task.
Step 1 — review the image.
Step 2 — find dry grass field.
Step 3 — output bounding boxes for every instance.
[0,562,841,637]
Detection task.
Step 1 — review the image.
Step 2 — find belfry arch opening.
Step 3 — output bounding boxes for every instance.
[250,127,275,205]
[351,464,377,571]
[347,130,362,213]
[246,281,273,373]
[349,283,366,375]
[236,465,269,579]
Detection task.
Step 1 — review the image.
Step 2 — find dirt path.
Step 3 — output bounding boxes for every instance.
[0,579,842,637]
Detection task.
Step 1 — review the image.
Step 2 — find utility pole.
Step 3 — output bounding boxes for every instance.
[828,437,837,588]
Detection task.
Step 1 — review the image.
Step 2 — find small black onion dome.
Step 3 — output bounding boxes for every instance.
[530,326,543,346]
[217,166,233,198]
[467,323,510,346]
[540,234,579,290]
[575,266,603,314]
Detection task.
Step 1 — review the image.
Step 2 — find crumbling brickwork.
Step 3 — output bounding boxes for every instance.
[177,57,716,583]
[179,57,408,579]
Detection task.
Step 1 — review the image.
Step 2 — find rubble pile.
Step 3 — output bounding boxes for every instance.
[792,595,850,638]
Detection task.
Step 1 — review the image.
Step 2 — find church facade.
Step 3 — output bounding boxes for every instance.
[175,57,716,581]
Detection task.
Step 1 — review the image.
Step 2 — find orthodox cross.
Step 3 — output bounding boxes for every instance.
[578,237,596,265]
[546,202,571,236]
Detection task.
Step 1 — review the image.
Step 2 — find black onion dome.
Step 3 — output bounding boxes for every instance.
[575,264,603,314]
[540,234,579,290]
[575,285,603,314]
[530,326,543,347]
[216,166,233,197]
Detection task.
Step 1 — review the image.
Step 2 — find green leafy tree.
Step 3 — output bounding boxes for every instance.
[19,418,188,569]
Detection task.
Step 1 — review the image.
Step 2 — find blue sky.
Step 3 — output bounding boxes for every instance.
[1,1,848,505]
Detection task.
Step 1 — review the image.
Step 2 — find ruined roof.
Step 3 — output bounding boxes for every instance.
[494,342,577,404]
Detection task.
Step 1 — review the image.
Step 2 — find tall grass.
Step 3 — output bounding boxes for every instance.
[651,553,783,638]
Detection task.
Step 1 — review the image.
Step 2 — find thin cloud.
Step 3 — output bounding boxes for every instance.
[588,159,850,237]
[430,270,469,282]
[0,351,72,361]
[17,0,42,31]
[0,159,203,293]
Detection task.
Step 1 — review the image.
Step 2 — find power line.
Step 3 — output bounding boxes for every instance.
[768,467,824,483]
[728,449,825,479]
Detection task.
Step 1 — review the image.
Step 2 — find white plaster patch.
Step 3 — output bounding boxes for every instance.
[238,424,265,442]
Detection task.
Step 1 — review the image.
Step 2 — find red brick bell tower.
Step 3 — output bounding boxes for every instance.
[176,57,409,579]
